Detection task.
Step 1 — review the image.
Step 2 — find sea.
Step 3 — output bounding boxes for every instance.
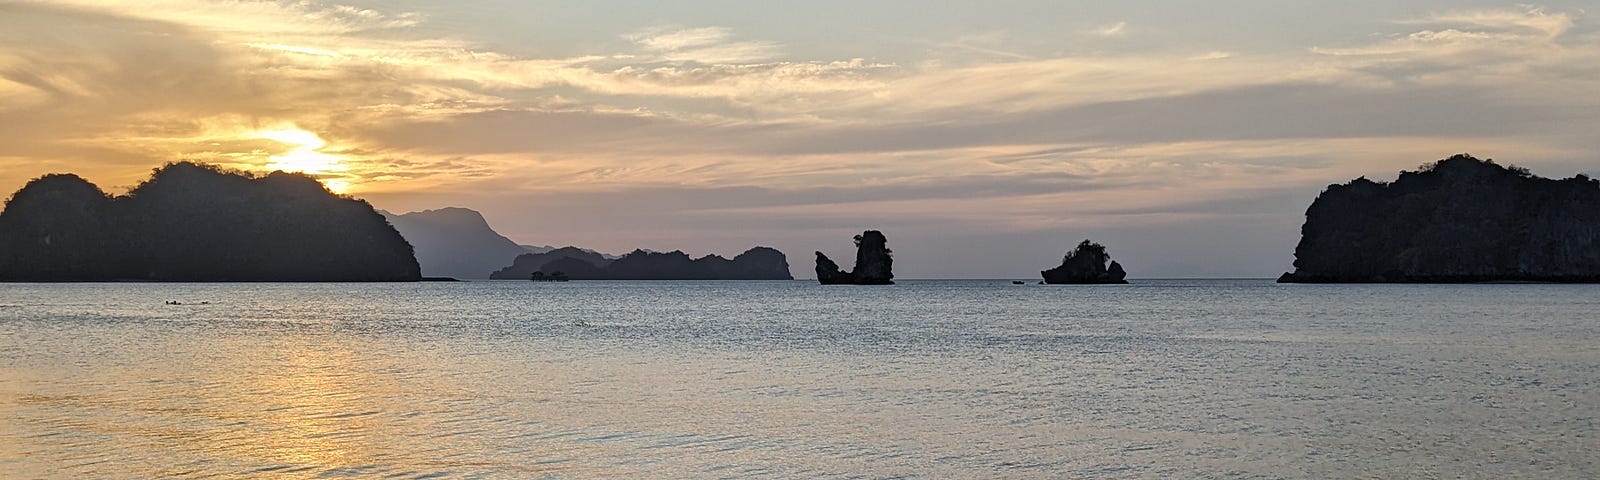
[1,279,1596,479]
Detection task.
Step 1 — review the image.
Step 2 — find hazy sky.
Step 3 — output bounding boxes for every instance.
[2,1,1597,278]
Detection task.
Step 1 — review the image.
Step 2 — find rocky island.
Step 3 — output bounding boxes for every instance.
[0,162,421,282]
[1279,154,1600,283]
[501,247,792,280]
[1041,240,1129,284]
[489,246,613,279]
[816,230,894,285]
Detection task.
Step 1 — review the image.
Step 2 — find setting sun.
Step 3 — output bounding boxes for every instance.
[258,127,351,193]
[260,127,347,175]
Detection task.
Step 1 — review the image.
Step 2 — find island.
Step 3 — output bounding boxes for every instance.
[816,230,894,285]
[1279,154,1600,283]
[489,246,614,279]
[0,162,421,281]
[1042,240,1129,284]
[499,247,792,280]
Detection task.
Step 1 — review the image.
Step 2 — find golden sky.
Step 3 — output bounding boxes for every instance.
[2,1,1597,276]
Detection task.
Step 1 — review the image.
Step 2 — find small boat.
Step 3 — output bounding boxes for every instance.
[1011,280,1025,285]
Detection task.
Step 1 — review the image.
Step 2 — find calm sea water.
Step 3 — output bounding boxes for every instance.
[1,280,1596,478]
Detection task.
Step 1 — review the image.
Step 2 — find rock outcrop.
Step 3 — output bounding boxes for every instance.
[515,247,792,280]
[1041,240,1129,284]
[815,230,894,285]
[381,207,528,279]
[1279,154,1600,283]
[0,162,420,281]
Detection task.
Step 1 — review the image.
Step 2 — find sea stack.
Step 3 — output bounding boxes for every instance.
[1278,154,1600,283]
[1041,240,1129,284]
[816,230,894,285]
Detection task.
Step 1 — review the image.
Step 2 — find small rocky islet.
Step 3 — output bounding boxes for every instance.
[1041,240,1128,284]
[815,230,895,285]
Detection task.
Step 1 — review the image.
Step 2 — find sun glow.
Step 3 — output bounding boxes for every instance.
[258,127,351,193]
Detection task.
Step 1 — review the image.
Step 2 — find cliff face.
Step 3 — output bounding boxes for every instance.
[519,247,792,280]
[816,230,894,285]
[0,162,421,282]
[1042,240,1129,284]
[382,207,527,279]
[1279,154,1600,283]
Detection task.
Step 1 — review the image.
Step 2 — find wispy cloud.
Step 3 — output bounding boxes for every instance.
[1087,21,1128,37]
[1393,6,1575,39]
[626,26,782,64]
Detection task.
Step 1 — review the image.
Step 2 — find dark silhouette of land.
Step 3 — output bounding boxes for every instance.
[1042,240,1128,284]
[816,230,894,284]
[1279,154,1600,283]
[489,246,613,279]
[501,247,792,280]
[382,207,528,279]
[0,162,420,281]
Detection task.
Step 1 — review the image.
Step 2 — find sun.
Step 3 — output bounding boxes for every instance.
[320,179,352,195]
[257,127,352,193]
[259,127,346,175]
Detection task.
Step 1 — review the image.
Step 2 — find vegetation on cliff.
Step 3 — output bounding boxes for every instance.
[0,162,420,281]
[1279,154,1600,283]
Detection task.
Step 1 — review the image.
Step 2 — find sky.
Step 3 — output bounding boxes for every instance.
[2,1,1598,278]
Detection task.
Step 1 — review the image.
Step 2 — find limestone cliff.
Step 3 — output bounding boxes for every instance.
[1279,154,1600,283]
[1041,240,1129,284]
[816,230,894,285]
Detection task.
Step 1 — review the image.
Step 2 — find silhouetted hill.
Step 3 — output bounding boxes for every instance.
[1042,240,1128,284]
[489,246,612,279]
[521,244,557,254]
[514,247,792,280]
[816,230,894,285]
[0,162,420,281]
[1279,154,1600,283]
[382,207,527,279]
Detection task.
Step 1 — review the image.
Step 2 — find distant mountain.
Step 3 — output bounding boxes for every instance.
[382,207,527,279]
[519,244,621,259]
[520,244,557,254]
[489,247,613,279]
[504,247,792,280]
[0,162,419,281]
[1279,154,1600,283]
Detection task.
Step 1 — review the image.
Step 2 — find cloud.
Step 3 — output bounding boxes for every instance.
[1392,6,1575,39]
[1088,21,1128,37]
[626,26,782,64]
